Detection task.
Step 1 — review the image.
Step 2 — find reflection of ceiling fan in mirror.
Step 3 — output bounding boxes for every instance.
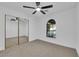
[10,17,18,22]
[23,2,53,14]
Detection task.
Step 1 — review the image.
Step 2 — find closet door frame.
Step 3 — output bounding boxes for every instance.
[17,17,19,45]
[5,14,6,49]
[5,14,29,49]
[5,14,18,49]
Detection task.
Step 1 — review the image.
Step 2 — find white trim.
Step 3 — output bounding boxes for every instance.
[76,49,79,56]
[37,39,75,49]
[0,48,5,51]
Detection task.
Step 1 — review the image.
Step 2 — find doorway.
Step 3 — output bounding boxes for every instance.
[5,14,29,49]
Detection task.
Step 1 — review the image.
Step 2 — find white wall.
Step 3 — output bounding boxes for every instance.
[76,3,79,55]
[34,7,76,48]
[29,17,40,41]
[0,7,5,50]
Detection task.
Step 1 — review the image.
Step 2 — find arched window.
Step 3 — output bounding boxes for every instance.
[46,19,56,38]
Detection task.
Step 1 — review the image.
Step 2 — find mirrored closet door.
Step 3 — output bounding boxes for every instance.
[5,15,29,49]
[19,18,29,45]
[5,15,18,48]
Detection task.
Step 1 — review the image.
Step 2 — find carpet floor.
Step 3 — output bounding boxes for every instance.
[6,36,28,48]
[0,39,78,57]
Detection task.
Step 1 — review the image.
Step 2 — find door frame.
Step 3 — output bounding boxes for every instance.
[4,14,29,49]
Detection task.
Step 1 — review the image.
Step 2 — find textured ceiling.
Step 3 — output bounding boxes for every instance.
[0,2,77,17]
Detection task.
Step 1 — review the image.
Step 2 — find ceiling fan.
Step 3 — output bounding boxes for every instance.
[23,2,53,14]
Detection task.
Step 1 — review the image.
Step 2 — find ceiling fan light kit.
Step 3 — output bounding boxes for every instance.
[23,2,53,14]
[36,8,41,11]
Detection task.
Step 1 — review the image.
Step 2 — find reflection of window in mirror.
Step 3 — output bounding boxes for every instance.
[46,19,56,38]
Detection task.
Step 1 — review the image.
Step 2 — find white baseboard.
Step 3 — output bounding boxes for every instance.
[36,39,75,49]
[29,38,36,42]
[0,48,5,51]
[76,49,79,56]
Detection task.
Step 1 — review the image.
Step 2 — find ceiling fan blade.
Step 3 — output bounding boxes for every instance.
[23,6,35,9]
[40,10,46,14]
[32,11,37,14]
[36,2,40,6]
[41,5,53,9]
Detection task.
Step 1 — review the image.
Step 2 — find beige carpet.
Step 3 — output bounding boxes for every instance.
[0,39,78,57]
[6,36,28,48]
